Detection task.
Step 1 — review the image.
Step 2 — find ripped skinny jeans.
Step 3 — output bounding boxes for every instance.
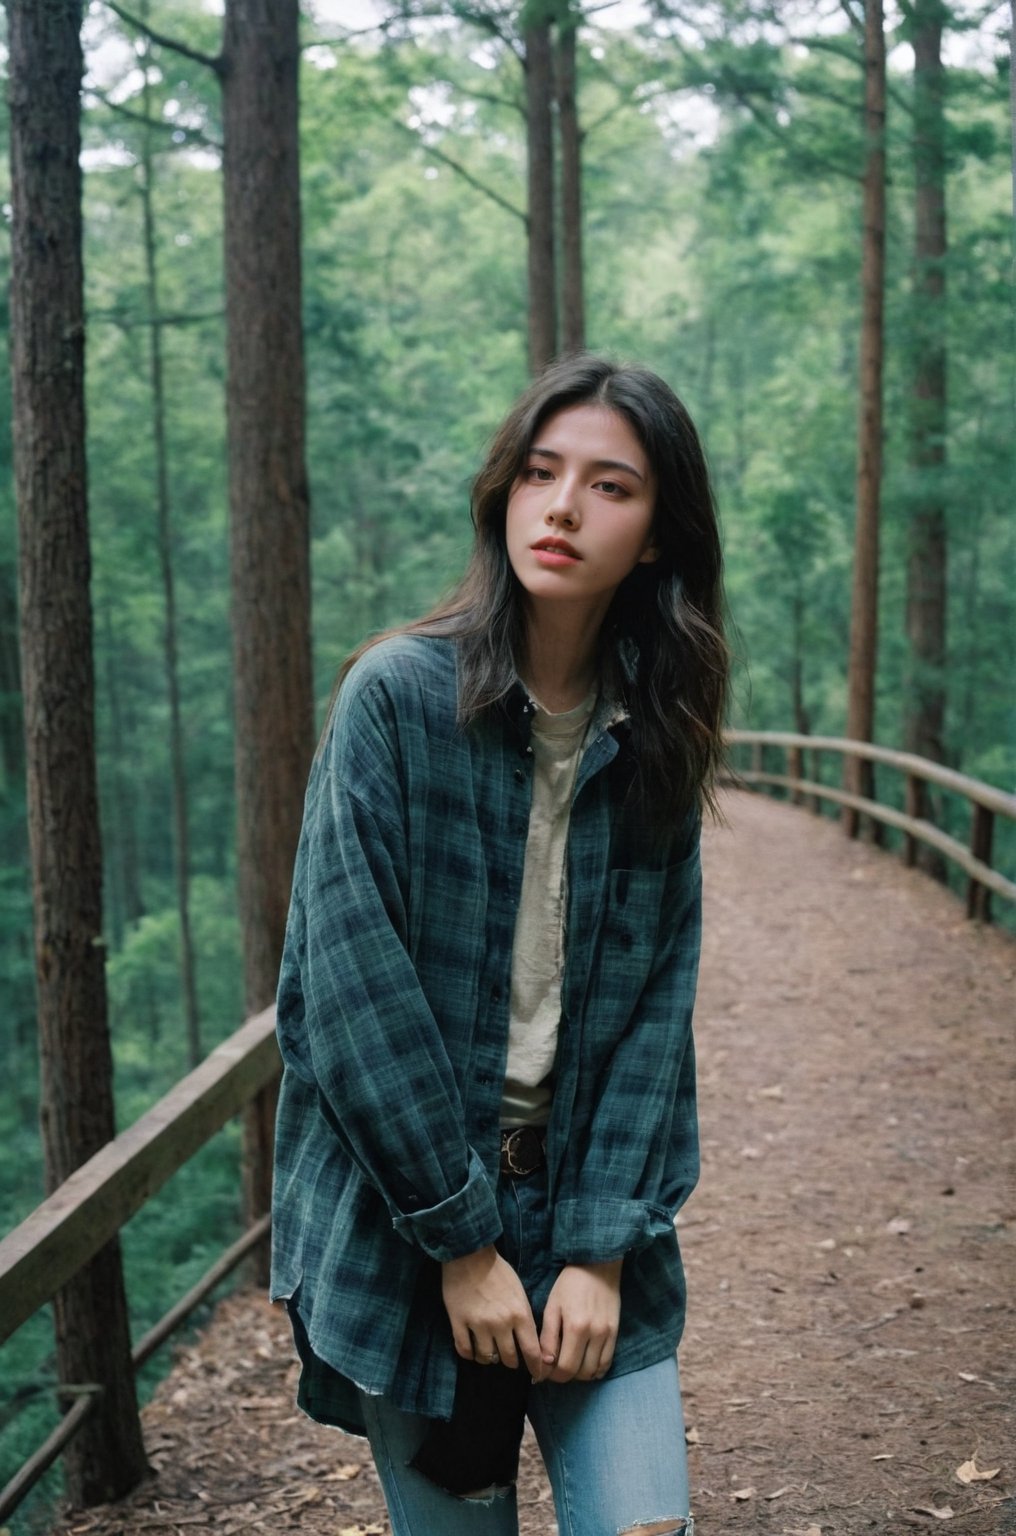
[359,1166,692,1535]
[360,1352,692,1536]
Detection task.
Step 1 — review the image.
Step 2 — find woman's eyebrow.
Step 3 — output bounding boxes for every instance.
[528,445,646,483]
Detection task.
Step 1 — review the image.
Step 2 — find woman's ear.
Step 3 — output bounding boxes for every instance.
[638,540,661,564]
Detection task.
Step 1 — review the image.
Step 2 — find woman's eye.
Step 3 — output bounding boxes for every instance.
[526,465,553,482]
[597,480,626,497]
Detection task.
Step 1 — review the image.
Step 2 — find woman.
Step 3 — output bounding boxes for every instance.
[271,354,728,1536]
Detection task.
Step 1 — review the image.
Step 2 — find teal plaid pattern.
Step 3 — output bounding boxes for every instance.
[271,636,702,1428]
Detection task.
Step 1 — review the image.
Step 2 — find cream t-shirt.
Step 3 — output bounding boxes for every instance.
[499,688,597,1127]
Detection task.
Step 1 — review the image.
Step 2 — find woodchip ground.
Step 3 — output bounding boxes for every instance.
[44,790,1015,1536]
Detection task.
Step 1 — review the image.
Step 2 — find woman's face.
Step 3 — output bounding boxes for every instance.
[505,404,658,619]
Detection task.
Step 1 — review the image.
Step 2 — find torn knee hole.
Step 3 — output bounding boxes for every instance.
[460,1483,513,1502]
[620,1521,690,1535]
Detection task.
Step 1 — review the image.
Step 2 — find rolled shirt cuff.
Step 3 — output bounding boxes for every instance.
[391,1147,503,1262]
[551,1197,675,1266]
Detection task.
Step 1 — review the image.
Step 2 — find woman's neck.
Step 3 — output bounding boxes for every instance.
[521,604,604,713]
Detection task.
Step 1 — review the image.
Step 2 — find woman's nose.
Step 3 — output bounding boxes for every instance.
[546,479,579,527]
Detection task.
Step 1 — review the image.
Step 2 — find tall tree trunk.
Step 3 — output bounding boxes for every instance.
[843,0,886,837]
[1010,0,1016,241]
[7,0,147,1503]
[956,493,982,774]
[789,582,811,808]
[101,607,145,938]
[904,0,947,764]
[140,33,202,1067]
[555,6,585,354]
[904,0,948,874]
[524,14,558,372]
[222,0,314,1258]
[0,561,24,789]
[790,583,811,739]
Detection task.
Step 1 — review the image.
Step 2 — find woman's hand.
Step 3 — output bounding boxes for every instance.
[441,1246,553,1380]
[539,1260,623,1383]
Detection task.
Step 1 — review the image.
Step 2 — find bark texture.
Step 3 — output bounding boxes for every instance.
[843,0,886,835]
[524,17,558,373]
[7,0,147,1502]
[140,43,202,1066]
[0,562,25,788]
[222,0,313,1016]
[222,0,314,1248]
[556,11,585,355]
[904,0,948,769]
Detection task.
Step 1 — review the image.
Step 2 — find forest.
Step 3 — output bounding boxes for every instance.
[0,0,1013,1525]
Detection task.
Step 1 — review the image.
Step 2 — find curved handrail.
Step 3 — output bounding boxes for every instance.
[725,729,1016,919]
[2,733,1012,1518]
[0,1006,279,1519]
[727,730,1016,819]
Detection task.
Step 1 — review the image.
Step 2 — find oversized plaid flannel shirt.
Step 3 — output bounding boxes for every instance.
[271,634,702,1431]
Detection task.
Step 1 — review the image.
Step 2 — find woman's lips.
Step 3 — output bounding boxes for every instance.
[532,539,581,565]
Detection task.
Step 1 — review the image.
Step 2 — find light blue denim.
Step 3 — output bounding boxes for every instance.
[359,1352,692,1536]
[357,1160,693,1533]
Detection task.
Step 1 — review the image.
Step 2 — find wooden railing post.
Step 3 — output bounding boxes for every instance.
[723,729,1015,922]
[903,773,923,867]
[243,1072,279,1286]
[869,763,885,847]
[788,742,804,806]
[967,804,994,921]
[842,750,872,839]
[808,747,822,815]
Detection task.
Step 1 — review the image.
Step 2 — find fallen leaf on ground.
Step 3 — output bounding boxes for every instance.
[322,1462,363,1482]
[685,1425,701,1444]
[730,1487,756,1500]
[783,1527,821,1536]
[758,1084,784,1098]
[955,1456,1000,1483]
[886,1216,911,1235]
[872,1453,894,1460]
[766,1484,797,1499]
[912,1504,954,1519]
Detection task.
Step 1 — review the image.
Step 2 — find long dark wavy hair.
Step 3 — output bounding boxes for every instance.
[337,354,729,827]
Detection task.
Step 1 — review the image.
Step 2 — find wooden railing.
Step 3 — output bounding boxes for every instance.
[1,737,1013,1520]
[0,1006,279,1521]
[726,730,1016,921]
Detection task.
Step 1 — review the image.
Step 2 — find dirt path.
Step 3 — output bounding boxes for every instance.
[47,791,1015,1536]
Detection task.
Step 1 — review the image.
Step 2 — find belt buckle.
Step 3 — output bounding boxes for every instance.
[503,1127,534,1176]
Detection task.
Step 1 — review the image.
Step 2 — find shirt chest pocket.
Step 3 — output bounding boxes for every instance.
[600,838,700,987]
[606,864,669,960]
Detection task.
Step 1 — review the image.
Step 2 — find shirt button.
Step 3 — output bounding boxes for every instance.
[491,984,503,1002]
[513,768,524,783]
[477,1071,492,1085]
